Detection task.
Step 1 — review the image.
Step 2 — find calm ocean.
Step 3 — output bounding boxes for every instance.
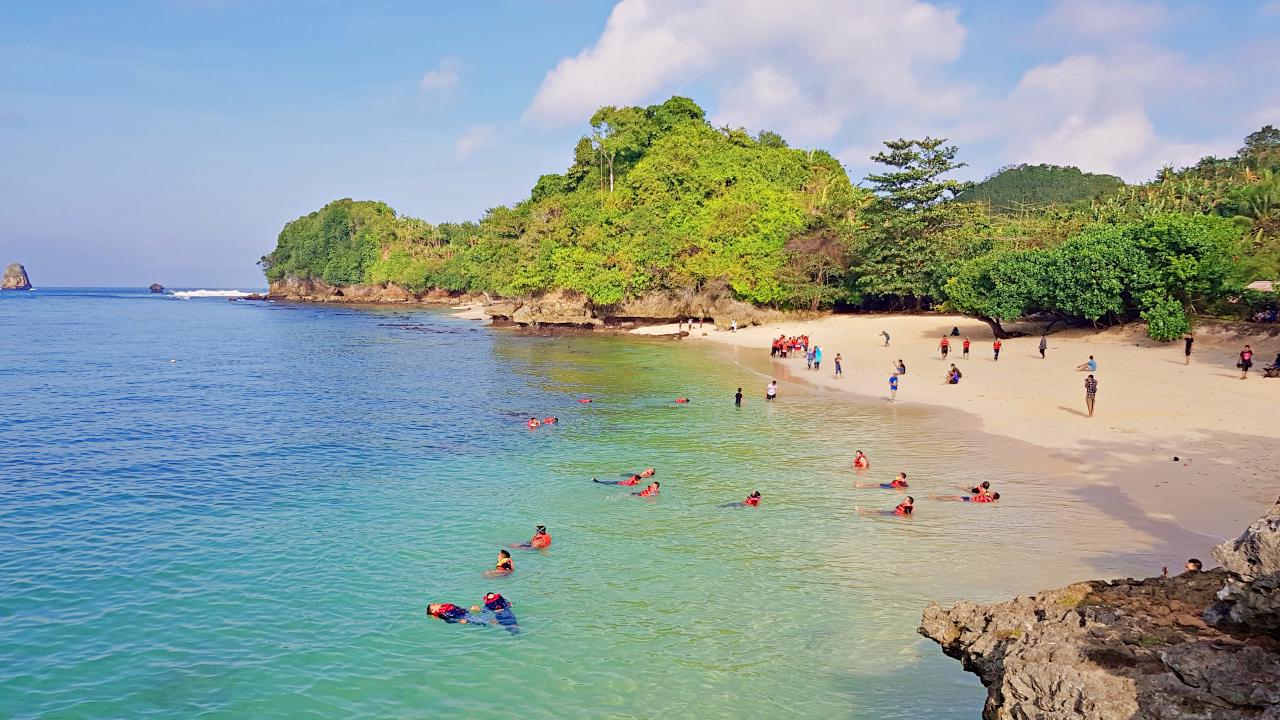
[0,289,1155,718]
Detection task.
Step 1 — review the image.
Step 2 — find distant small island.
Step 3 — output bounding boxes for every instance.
[149,283,165,294]
[3,262,32,290]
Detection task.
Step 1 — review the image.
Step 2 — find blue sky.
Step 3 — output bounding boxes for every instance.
[2,0,1277,286]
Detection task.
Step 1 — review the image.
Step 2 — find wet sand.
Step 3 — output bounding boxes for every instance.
[637,314,1279,548]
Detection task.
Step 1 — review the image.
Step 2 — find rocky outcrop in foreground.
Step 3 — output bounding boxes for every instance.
[920,501,1280,719]
[3,262,31,290]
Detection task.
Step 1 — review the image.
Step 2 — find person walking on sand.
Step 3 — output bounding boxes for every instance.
[881,330,890,347]
[962,337,970,359]
[1084,374,1098,417]
[806,347,815,370]
[992,339,1002,361]
[939,336,950,360]
[1183,333,1193,365]
[766,380,777,401]
[731,319,737,332]
[1039,334,1047,359]
[735,387,743,407]
[889,373,898,401]
[1239,345,1253,379]
[834,353,843,378]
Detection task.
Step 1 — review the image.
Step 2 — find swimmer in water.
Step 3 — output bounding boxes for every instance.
[511,525,551,550]
[526,417,541,429]
[633,481,660,497]
[930,492,1000,503]
[593,474,642,486]
[852,450,870,469]
[721,491,761,508]
[426,602,487,625]
[542,416,558,424]
[959,481,992,495]
[855,472,908,489]
[639,468,656,478]
[484,549,514,577]
[856,496,914,516]
[482,592,520,634]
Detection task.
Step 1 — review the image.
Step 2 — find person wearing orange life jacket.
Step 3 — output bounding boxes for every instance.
[855,472,908,489]
[852,450,870,469]
[721,491,761,508]
[511,525,551,550]
[639,468,656,478]
[593,474,642,486]
[484,550,514,578]
[856,496,913,516]
[929,492,1000,503]
[542,416,558,424]
[633,481,660,497]
[526,417,540,429]
[427,602,486,625]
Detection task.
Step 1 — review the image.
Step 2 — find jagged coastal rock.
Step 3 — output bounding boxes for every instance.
[919,501,1280,719]
[149,283,165,293]
[3,263,31,290]
[266,276,473,305]
[483,282,786,329]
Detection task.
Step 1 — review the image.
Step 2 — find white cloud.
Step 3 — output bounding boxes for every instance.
[454,125,497,160]
[1035,0,1168,40]
[420,57,462,92]
[525,0,967,143]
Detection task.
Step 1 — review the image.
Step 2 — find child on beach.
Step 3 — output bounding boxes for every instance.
[766,380,777,401]
[962,337,970,358]
[834,353,843,378]
[889,373,898,401]
[992,339,1002,361]
[894,359,906,375]
[1076,355,1097,372]
[1239,345,1253,379]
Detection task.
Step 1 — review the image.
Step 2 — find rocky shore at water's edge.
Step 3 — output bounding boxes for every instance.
[3,262,32,290]
[259,276,787,329]
[919,500,1280,719]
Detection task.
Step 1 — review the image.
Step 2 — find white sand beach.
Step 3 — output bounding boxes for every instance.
[638,314,1280,543]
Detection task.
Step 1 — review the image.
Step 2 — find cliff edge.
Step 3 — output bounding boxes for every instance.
[919,501,1280,719]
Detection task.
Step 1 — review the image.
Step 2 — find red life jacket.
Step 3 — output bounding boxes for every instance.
[639,486,659,497]
[972,495,995,503]
[620,476,640,486]
[894,503,913,515]
[890,479,908,488]
[527,420,539,429]
[531,533,551,548]
[744,496,760,506]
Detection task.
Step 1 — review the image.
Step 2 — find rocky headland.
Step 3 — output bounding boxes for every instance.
[265,275,786,329]
[149,283,165,293]
[3,262,32,290]
[919,501,1280,719]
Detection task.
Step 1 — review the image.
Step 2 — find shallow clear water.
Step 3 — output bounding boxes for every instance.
[0,289,1162,719]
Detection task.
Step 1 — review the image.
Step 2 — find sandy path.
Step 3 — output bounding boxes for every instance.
[640,314,1280,544]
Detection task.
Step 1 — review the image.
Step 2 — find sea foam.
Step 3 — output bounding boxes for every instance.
[172,290,254,299]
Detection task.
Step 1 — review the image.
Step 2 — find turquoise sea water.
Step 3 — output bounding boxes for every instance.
[1,289,1159,718]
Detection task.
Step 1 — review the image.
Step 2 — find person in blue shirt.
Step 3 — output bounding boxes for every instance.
[889,374,899,401]
[1076,355,1097,372]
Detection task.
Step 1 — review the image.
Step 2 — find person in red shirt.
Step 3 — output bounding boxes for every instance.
[993,339,1002,361]
[939,336,950,359]
[962,337,971,358]
[722,491,762,508]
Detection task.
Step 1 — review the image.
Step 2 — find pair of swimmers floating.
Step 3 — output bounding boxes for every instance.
[427,592,520,634]
[592,468,657,488]
[526,416,558,429]
[593,476,659,496]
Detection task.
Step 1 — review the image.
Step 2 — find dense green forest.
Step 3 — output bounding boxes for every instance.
[954,164,1124,213]
[260,100,1279,339]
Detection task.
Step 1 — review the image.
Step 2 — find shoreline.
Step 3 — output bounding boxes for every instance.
[638,313,1279,555]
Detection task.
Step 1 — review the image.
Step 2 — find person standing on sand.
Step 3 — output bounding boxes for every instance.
[939,336,950,359]
[766,380,777,401]
[889,373,898,401]
[805,347,815,370]
[1239,345,1253,379]
[1183,333,1193,365]
[731,320,737,332]
[735,388,743,407]
[962,337,970,358]
[1084,374,1098,417]
[1039,334,1047,359]
[881,330,890,347]
[834,353,843,378]
[813,346,822,371]
[993,339,1002,361]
